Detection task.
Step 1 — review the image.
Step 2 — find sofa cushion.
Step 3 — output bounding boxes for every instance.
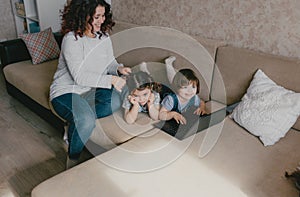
[19,28,60,64]
[230,69,300,146]
[211,46,300,130]
[89,110,158,149]
[190,118,300,197]
[130,61,170,87]
[111,21,226,62]
[32,117,300,197]
[111,21,139,34]
[3,59,58,109]
[212,46,300,104]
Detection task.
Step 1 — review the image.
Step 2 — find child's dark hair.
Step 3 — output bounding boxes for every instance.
[126,71,161,94]
[171,69,200,94]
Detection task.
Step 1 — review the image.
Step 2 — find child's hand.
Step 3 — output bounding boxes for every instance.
[194,107,207,116]
[128,95,139,106]
[118,67,132,75]
[173,112,187,125]
[147,92,155,105]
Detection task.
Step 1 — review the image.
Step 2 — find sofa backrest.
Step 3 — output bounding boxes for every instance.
[111,21,226,101]
[0,38,30,67]
[211,45,300,130]
[0,33,63,67]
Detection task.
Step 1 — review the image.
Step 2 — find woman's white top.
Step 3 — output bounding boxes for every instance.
[50,32,122,101]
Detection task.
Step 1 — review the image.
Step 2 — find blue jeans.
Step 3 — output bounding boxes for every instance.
[51,88,121,160]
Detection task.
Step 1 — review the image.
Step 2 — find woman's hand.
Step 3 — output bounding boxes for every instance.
[118,67,132,75]
[111,76,126,92]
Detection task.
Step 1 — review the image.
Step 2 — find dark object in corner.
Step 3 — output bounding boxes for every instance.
[285,169,300,196]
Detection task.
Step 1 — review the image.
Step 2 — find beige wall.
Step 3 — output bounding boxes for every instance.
[0,1,16,41]
[112,0,300,59]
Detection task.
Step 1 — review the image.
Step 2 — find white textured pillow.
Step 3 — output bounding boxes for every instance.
[230,69,300,146]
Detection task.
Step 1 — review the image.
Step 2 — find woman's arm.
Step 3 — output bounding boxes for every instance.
[62,34,111,88]
[63,34,126,89]
[106,37,131,76]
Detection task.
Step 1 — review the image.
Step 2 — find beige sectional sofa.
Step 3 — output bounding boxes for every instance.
[1,21,300,196]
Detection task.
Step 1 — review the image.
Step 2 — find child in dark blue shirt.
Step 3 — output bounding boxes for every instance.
[159,69,206,125]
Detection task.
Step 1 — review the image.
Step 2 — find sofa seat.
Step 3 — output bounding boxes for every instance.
[3,59,58,109]
[89,110,159,149]
[89,100,225,149]
[32,117,300,197]
[190,118,300,197]
[31,123,247,197]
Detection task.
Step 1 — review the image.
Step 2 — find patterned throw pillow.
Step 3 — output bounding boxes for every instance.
[19,27,60,64]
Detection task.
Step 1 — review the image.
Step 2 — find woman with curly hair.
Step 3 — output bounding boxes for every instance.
[50,0,131,169]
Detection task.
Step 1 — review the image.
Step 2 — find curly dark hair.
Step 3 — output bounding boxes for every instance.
[60,0,115,39]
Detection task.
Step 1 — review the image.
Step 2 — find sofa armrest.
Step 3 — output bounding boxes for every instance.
[0,38,31,67]
[53,32,63,49]
[0,32,63,68]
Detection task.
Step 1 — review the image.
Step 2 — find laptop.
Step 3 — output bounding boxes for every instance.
[154,106,227,140]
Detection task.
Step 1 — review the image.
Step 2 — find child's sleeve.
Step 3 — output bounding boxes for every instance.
[161,95,174,111]
[194,95,201,107]
[122,92,131,109]
[153,92,161,106]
